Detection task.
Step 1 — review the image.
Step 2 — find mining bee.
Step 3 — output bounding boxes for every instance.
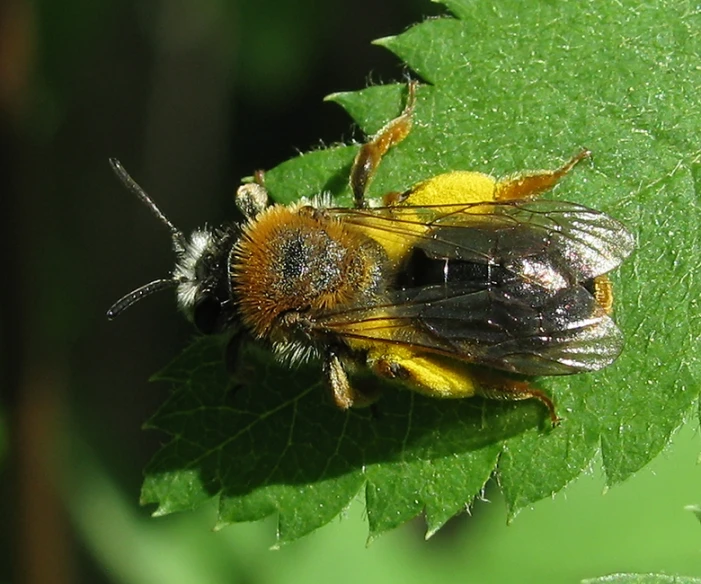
[108,82,634,423]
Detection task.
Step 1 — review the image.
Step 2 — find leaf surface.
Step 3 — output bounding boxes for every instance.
[142,0,701,542]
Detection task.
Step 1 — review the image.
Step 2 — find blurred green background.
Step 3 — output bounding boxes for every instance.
[2,0,700,583]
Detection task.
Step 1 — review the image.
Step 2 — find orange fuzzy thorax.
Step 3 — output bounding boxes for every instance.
[231,204,376,339]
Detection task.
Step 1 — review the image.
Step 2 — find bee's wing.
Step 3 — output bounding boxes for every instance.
[334,200,635,285]
[317,282,623,376]
[320,199,633,375]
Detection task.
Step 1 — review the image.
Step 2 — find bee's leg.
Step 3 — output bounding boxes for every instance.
[235,171,270,220]
[252,169,266,186]
[349,81,418,208]
[371,349,559,424]
[323,351,381,409]
[472,372,560,426]
[495,149,591,202]
[589,274,614,314]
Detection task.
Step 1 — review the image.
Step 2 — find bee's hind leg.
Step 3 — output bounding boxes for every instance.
[495,149,591,202]
[473,371,560,426]
[349,81,418,208]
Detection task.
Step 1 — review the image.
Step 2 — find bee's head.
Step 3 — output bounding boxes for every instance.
[171,226,240,333]
[106,159,246,334]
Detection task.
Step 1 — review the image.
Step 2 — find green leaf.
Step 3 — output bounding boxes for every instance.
[143,0,701,543]
[581,575,701,584]
[143,338,538,542]
[685,504,701,526]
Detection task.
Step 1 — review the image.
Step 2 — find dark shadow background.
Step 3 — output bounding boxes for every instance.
[0,0,439,582]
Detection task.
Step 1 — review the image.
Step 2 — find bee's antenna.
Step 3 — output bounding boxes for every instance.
[109,158,187,251]
[108,159,190,319]
[106,278,180,320]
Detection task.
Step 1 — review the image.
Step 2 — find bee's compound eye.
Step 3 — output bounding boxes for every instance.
[193,294,222,334]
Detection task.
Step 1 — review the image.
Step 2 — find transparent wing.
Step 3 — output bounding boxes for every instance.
[316,281,624,376]
[331,199,635,287]
[318,198,632,375]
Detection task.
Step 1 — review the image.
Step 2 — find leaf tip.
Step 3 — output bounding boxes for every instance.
[423,509,454,540]
[424,525,441,540]
[684,504,701,524]
[212,518,231,532]
[324,91,352,105]
[505,504,521,525]
[365,524,385,547]
[141,419,156,431]
[371,35,396,48]
[148,504,170,518]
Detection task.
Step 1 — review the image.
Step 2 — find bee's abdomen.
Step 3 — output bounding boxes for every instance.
[395,247,510,291]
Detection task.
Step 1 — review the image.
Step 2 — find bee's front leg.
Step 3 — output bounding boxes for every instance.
[349,81,418,208]
[235,170,270,220]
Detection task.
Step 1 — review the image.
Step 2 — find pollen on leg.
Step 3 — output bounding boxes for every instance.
[495,149,591,202]
[592,274,614,314]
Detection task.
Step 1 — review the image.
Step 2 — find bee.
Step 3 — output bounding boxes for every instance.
[108,82,634,423]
